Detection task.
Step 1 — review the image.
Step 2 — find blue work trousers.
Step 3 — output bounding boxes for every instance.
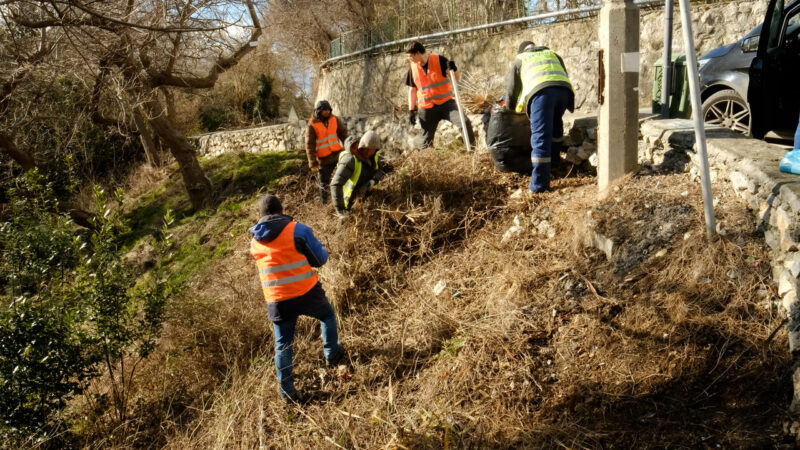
[272,300,339,398]
[794,110,800,150]
[528,86,570,192]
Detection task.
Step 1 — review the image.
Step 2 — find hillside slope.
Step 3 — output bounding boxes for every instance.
[105,148,793,448]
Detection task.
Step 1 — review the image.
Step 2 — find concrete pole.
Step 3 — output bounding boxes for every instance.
[661,0,673,118]
[677,0,716,238]
[598,0,640,195]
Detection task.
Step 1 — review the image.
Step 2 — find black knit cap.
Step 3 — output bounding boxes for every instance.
[518,41,535,53]
[315,100,332,111]
[259,194,283,216]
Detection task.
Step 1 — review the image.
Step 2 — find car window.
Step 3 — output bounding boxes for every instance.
[769,0,785,50]
[784,8,800,49]
[788,9,800,29]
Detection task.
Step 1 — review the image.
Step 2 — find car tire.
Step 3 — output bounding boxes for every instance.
[701,89,751,136]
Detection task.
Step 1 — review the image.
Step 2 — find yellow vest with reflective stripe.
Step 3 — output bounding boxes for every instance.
[340,150,380,209]
[515,49,573,114]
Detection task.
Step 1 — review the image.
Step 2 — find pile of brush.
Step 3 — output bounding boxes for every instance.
[457,72,505,114]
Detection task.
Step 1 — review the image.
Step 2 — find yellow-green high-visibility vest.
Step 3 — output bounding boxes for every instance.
[514,49,573,114]
[341,150,380,209]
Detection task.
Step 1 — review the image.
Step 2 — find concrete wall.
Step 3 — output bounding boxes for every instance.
[316,0,766,116]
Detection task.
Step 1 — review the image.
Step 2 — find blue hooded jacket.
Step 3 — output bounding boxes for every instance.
[249,214,330,322]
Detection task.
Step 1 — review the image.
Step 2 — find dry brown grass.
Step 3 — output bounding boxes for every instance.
[85,148,794,448]
[459,72,504,114]
[121,163,172,202]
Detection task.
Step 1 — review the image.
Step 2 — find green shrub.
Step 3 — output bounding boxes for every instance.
[199,106,233,132]
[243,74,280,124]
[0,174,173,443]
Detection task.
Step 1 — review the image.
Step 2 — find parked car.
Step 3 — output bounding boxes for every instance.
[748,0,800,139]
[698,26,761,135]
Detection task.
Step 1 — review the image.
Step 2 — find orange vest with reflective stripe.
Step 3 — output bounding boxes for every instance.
[251,222,318,303]
[411,54,453,109]
[310,116,342,158]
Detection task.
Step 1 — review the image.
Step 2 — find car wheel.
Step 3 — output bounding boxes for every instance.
[701,89,751,135]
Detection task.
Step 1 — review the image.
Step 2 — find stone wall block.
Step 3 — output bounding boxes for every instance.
[729,170,756,194]
[789,300,800,354]
[780,269,799,299]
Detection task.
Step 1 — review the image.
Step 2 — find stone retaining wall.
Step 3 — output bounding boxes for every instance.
[639,119,800,409]
[317,0,765,117]
[192,115,486,158]
[192,112,600,160]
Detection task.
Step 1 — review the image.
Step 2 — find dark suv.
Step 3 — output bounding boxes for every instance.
[748,0,800,139]
[698,26,761,135]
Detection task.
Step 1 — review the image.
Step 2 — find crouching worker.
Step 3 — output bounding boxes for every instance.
[249,194,344,402]
[506,40,574,193]
[306,100,347,205]
[330,130,384,221]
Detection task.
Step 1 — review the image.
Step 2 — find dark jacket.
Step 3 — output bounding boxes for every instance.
[330,135,385,214]
[505,46,575,116]
[305,114,348,170]
[248,214,330,322]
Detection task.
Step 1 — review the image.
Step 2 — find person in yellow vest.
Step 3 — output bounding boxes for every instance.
[305,100,347,204]
[249,194,344,402]
[405,41,475,149]
[506,41,574,193]
[330,131,384,221]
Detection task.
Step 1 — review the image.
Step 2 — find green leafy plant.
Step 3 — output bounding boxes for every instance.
[199,106,233,132]
[77,187,174,423]
[243,74,280,124]
[0,175,173,442]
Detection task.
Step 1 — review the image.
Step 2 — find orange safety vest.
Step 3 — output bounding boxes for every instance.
[251,222,318,303]
[310,116,342,158]
[411,54,453,109]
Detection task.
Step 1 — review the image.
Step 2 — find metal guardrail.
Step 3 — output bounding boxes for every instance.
[322,0,663,68]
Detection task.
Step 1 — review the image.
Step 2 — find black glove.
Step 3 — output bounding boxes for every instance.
[409,109,417,126]
[447,60,457,72]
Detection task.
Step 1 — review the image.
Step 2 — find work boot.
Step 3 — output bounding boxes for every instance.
[326,346,347,367]
[282,391,306,405]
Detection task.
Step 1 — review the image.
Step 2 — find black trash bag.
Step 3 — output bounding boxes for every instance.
[486,105,532,175]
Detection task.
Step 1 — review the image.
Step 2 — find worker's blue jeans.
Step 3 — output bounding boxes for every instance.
[528,86,570,193]
[272,301,339,398]
[794,111,800,150]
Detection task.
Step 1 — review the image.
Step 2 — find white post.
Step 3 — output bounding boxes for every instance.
[677,0,716,238]
[597,0,640,195]
[448,71,472,153]
[661,0,673,118]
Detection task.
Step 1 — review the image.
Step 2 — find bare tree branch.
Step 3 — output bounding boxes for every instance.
[0,132,36,171]
[148,0,262,88]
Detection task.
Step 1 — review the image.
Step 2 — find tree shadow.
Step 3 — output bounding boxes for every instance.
[121,151,304,246]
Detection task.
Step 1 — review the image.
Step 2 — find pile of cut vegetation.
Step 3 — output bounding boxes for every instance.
[134,149,793,448]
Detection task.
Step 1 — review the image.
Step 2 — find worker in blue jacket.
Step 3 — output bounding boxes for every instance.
[249,194,344,402]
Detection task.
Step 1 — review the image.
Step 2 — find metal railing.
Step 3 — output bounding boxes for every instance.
[328,0,532,60]
[322,0,664,67]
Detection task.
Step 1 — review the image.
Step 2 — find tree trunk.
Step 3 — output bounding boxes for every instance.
[66,205,97,230]
[159,87,177,123]
[132,107,159,166]
[0,132,36,171]
[145,99,212,210]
